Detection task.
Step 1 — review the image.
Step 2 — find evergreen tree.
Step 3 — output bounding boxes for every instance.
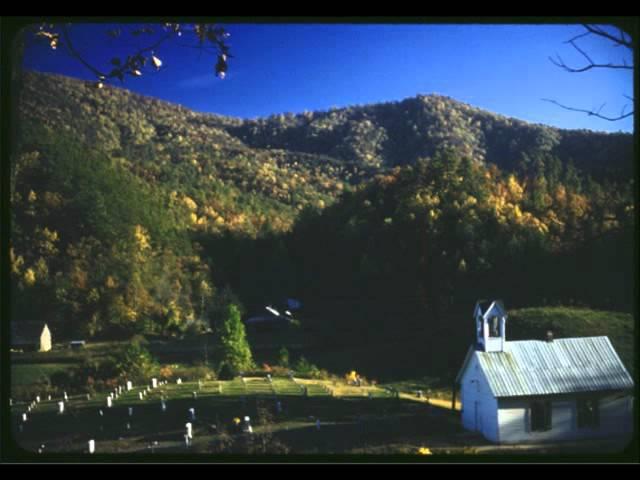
[217,304,254,372]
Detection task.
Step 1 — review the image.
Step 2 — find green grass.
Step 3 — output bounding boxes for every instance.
[509,307,634,374]
[11,377,469,455]
[11,363,72,387]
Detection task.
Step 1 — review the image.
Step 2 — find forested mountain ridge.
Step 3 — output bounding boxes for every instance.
[227,93,633,179]
[21,70,633,185]
[11,70,634,343]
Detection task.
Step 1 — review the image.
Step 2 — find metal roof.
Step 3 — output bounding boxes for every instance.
[475,336,634,398]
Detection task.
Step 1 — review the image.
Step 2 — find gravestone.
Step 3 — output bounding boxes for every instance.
[38,444,45,454]
[87,393,91,401]
[27,406,31,412]
[188,407,196,421]
[48,395,51,401]
[107,397,112,408]
[128,407,133,417]
[63,391,68,401]
[88,439,95,454]
[127,381,133,391]
[184,434,191,448]
[126,422,131,430]
[161,400,167,412]
[58,401,64,414]
[152,378,158,389]
[99,409,104,416]
[192,391,197,400]
[139,392,144,401]
[36,396,40,403]
[9,398,12,406]
[243,416,253,434]
[22,413,28,422]
[185,422,193,439]
[177,378,182,385]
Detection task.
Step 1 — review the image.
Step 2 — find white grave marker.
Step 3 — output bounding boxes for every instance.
[99,409,104,416]
[177,378,182,385]
[9,398,12,406]
[161,400,167,412]
[128,407,133,417]
[36,395,40,403]
[88,439,95,454]
[192,391,197,400]
[48,395,51,401]
[22,413,28,422]
[64,391,68,401]
[139,392,144,401]
[152,378,158,389]
[107,397,112,408]
[185,422,193,439]
[58,401,64,414]
[127,381,133,391]
[189,407,196,420]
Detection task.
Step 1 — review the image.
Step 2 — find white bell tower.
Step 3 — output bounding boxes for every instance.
[474,300,507,352]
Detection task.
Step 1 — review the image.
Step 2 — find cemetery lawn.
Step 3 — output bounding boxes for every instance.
[12,377,479,456]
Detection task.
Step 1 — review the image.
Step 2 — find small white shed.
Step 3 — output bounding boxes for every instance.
[11,322,52,352]
[455,300,634,445]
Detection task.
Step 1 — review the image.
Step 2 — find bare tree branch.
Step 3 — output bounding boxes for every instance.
[549,38,633,73]
[546,24,634,122]
[582,24,632,49]
[542,98,633,122]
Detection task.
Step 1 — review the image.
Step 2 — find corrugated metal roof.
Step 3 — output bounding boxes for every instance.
[476,336,634,398]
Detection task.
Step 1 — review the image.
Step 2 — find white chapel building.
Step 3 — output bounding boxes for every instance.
[455,300,634,444]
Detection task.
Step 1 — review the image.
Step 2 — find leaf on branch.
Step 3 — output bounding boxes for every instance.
[151,55,163,70]
[215,55,228,79]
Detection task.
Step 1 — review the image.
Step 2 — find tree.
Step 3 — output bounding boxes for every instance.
[217,303,254,372]
[27,22,231,87]
[543,23,634,122]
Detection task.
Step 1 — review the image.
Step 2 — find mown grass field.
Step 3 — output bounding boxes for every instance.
[11,376,475,456]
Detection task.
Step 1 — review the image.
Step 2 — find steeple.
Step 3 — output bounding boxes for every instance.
[474,300,507,352]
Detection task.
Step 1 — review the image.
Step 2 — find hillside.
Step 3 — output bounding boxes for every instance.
[227,93,633,179]
[11,70,634,345]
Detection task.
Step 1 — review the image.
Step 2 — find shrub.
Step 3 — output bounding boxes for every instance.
[217,362,237,381]
[277,346,289,367]
[171,364,216,381]
[293,356,329,379]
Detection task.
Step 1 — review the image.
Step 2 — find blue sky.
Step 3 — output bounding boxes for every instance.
[22,22,634,133]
